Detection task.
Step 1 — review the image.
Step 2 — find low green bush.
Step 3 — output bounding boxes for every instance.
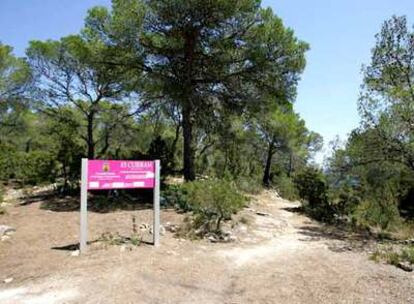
[352,198,401,232]
[182,179,247,235]
[0,149,56,185]
[234,176,262,194]
[294,167,335,223]
[162,184,190,211]
[273,174,298,201]
[18,151,57,184]
[371,245,414,268]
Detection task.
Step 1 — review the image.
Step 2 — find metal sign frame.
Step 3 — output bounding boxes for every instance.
[79,158,161,253]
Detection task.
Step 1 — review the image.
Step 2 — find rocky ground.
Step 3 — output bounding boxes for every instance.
[0,187,413,304]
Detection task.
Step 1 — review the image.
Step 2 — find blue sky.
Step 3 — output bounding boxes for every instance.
[1,0,414,162]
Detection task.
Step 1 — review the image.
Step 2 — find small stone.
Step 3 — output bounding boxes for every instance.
[404,239,414,245]
[139,223,149,231]
[166,250,179,256]
[397,262,413,272]
[149,225,166,236]
[3,278,13,284]
[1,235,10,241]
[160,225,166,236]
[165,223,178,233]
[239,225,247,232]
[228,235,237,242]
[256,211,271,217]
[71,250,80,257]
[0,225,15,236]
[208,235,218,243]
[120,245,126,252]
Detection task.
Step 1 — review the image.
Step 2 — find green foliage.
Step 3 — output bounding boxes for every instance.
[182,179,247,234]
[295,168,328,207]
[84,0,309,181]
[18,151,56,184]
[294,167,335,222]
[0,42,31,101]
[359,16,414,174]
[371,245,414,268]
[234,176,263,195]
[147,136,176,176]
[273,174,298,201]
[0,1,318,209]
[162,184,190,211]
[0,147,56,185]
[352,197,401,232]
[320,16,414,237]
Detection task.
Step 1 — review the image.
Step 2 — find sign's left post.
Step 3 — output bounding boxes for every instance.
[80,158,88,254]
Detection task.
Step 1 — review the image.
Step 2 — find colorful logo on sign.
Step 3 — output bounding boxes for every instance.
[102,162,110,172]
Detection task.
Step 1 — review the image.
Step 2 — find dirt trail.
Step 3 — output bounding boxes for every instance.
[1,190,413,303]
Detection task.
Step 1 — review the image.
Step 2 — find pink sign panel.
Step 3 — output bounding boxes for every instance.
[87,160,155,190]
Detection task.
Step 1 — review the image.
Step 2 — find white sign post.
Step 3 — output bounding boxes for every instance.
[153,160,160,247]
[79,159,161,254]
[80,158,88,253]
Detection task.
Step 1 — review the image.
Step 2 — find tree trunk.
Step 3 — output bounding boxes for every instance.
[169,123,181,170]
[87,113,95,159]
[288,152,293,177]
[181,28,198,182]
[262,141,275,187]
[182,104,196,181]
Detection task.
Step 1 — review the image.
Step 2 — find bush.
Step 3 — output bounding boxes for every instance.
[273,174,298,201]
[18,151,57,184]
[371,245,414,268]
[234,176,262,194]
[329,184,362,217]
[0,149,56,185]
[162,184,190,211]
[294,167,335,222]
[182,179,247,235]
[352,199,401,232]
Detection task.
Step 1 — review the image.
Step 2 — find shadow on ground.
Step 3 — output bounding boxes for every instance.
[283,206,376,253]
[20,189,158,213]
[51,238,154,252]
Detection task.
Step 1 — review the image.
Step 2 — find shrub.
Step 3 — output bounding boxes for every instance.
[0,145,17,181]
[234,176,262,194]
[18,151,57,184]
[329,184,362,217]
[294,167,328,208]
[273,174,298,201]
[162,184,190,211]
[0,149,56,184]
[352,198,401,232]
[371,245,414,268]
[182,179,247,235]
[294,167,335,222]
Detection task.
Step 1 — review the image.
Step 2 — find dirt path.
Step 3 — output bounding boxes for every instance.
[1,190,413,303]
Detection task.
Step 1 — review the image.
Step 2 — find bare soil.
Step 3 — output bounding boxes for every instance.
[0,188,413,304]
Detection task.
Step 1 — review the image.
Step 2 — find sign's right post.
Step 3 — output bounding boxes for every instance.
[153,159,160,247]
